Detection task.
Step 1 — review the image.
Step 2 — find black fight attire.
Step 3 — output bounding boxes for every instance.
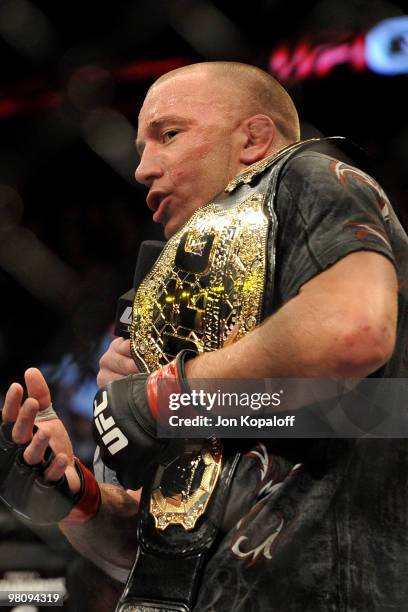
[96,144,408,612]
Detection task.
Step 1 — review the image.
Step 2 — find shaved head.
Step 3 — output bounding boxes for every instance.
[149,61,300,144]
[136,61,301,236]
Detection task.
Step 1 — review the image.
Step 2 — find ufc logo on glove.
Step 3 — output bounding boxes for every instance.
[93,390,129,456]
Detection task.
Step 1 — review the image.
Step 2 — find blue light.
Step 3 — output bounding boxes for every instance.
[366,16,408,75]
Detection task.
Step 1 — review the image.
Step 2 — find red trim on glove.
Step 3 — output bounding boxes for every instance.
[147,359,180,420]
[60,459,101,526]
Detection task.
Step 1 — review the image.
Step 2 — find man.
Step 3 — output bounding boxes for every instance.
[1,62,407,611]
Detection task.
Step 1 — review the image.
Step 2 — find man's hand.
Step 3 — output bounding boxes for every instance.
[25,367,74,462]
[2,368,80,495]
[97,337,139,388]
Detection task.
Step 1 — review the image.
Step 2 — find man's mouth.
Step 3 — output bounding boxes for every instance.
[146,190,167,212]
[146,191,171,224]
[152,195,171,224]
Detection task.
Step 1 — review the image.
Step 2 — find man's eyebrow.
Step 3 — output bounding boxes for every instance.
[135,115,191,154]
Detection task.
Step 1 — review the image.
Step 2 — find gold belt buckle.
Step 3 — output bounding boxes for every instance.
[150,439,222,531]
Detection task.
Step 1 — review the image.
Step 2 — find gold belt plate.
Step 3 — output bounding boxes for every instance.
[150,440,222,531]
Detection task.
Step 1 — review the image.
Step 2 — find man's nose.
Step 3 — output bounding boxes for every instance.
[135,149,163,186]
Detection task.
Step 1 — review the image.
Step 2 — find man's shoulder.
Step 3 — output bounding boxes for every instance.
[226,140,341,193]
[281,148,360,181]
[260,141,375,195]
[279,148,387,205]
[273,142,346,181]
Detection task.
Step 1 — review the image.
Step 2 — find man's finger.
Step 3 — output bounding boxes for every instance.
[23,429,49,465]
[111,336,126,349]
[43,453,68,483]
[35,420,74,461]
[2,383,24,422]
[97,338,139,388]
[116,338,132,357]
[125,488,142,504]
[97,369,129,388]
[114,354,139,375]
[96,360,138,388]
[24,368,51,410]
[12,397,39,444]
[99,339,135,372]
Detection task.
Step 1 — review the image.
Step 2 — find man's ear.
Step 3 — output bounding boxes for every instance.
[239,115,276,165]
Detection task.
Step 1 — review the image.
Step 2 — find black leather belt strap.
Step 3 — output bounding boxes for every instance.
[116,451,241,612]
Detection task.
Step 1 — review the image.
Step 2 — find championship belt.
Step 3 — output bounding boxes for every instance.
[150,438,223,532]
[119,138,338,611]
[118,168,274,611]
[116,445,240,612]
[130,191,271,370]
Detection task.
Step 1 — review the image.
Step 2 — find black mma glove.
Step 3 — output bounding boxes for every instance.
[0,411,101,525]
[93,350,195,489]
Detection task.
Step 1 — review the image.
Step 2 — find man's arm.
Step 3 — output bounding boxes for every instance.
[59,483,140,583]
[95,251,397,412]
[185,251,397,385]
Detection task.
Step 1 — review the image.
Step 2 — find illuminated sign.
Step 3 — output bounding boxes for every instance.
[269,16,408,81]
[365,16,408,75]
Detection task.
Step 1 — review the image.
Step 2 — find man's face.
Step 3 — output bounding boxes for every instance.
[135,72,245,238]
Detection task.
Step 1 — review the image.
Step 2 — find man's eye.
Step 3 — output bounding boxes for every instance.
[162,130,178,142]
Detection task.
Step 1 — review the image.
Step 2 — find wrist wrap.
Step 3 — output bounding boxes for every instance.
[60,459,101,525]
[0,411,91,524]
[146,350,196,420]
